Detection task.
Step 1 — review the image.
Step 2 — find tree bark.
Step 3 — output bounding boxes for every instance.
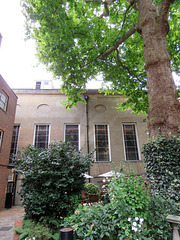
[137,0,180,138]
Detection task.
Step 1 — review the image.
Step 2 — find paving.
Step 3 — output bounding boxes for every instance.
[0,206,24,240]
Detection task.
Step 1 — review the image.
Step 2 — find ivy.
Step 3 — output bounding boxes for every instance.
[142,133,180,210]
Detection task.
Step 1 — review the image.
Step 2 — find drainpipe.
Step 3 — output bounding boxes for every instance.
[84,95,90,183]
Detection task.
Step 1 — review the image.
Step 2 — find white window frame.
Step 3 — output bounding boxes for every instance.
[8,170,14,182]
[94,124,111,162]
[64,124,80,151]
[0,91,8,112]
[33,124,51,148]
[122,123,141,161]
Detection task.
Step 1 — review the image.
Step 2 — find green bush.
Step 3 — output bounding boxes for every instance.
[142,133,180,208]
[108,170,151,221]
[14,219,59,240]
[63,170,149,239]
[15,141,93,228]
[145,195,179,240]
[63,168,179,239]
[84,183,99,195]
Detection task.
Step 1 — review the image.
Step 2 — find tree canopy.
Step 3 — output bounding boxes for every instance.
[21,0,180,136]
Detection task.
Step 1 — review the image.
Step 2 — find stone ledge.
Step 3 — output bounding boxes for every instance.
[167,215,180,224]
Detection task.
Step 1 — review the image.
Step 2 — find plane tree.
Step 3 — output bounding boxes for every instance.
[21,0,180,138]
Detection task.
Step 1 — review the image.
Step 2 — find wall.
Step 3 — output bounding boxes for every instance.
[0,75,17,210]
[13,89,148,203]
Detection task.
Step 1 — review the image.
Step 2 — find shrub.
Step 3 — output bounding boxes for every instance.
[14,219,59,240]
[15,141,93,227]
[63,169,151,239]
[145,195,179,240]
[108,170,151,221]
[63,168,179,239]
[84,183,99,195]
[142,133,180,208]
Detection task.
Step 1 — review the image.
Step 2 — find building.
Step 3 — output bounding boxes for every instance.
[12,83,148,205]
[0,75,17,210]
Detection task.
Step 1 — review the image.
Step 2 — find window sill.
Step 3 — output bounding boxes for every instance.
[94,161,111,163]
[125,160,143,162]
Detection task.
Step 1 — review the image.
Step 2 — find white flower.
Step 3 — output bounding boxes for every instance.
[128,217,131,222]
[132,222,137,226]
[132,226,138,232]
[135,217,139,221]
[140,218,144,224]
[138,224,141,228]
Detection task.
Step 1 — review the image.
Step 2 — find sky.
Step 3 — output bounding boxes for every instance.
[0,0,102,89]
[0,0,179,90]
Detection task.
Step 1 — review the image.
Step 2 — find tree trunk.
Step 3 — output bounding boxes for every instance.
[137,0,180,138]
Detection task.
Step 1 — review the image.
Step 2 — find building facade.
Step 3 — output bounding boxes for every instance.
[12,87,148,205]
[0,75,17,210]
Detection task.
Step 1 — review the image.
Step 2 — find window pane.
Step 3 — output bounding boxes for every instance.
[36,81,41,89]
[0,92,8,111]
[34,125,49,148]
[65,125,79,151]
[9,125,20,163]
[95,125,110,162]
[123,124,139,161]
[0,130,3,149]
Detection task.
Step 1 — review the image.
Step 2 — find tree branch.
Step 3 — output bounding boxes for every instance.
[100,22,139,59]
[158,0,175,21]
[99,0,116,18]
[80,55,100,69]
[116,0,135,39]
[80,22,139,69]
[99,2,110,18]
[74,32,99,50]
[116,49,141,82]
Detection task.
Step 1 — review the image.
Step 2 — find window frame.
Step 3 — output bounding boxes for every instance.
[0,91,8,112]
[9,125,20,163]
[64,124,80,151]
[94,123,111,162]
[33,124,51,149]
[122,123,141,161]
[36,81,41,90]
[0,129,4,152]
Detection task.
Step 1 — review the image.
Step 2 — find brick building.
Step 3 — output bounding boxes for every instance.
[0,75,17,210]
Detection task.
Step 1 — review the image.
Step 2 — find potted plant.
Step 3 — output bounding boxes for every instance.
[84,183,99,203]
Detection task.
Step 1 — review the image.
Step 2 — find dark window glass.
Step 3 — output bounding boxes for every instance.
[95,125,110,162]
[123,124,139,161]
[35,125,49,148]
[9,125,20,163]
[65,125,79,151]
[36,81,41,89]
[0,130,3,151]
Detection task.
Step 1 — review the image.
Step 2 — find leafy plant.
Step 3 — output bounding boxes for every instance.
[14,218,59,240]
[145,195,179,240]
[142,133,180,210]
[63,169,150,239]
[63,167,179,239]
[15,141,93,228]
[107,170,151,221]
[84,183,99,195]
